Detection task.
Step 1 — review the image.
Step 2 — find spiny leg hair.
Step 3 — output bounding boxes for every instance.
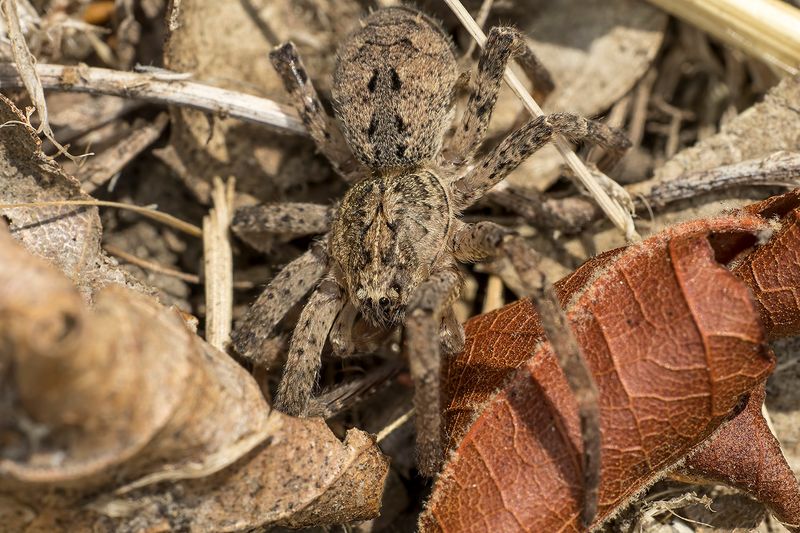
[452,112,632,208]
[275,278,345,416]
[449,26,555,163]
[231,238,329,363]
[232,202,333,238]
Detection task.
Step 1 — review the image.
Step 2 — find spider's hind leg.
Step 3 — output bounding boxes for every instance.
[448,26,555,163]
[270,42,356,177]
[452,113,631,209]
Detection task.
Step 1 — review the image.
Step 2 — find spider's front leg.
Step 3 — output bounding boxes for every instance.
[451,220,542,290]
[452,219,603,525]
[449,26,555,163]
[270,42,355,177]
[231,235,329,365]
[232,202,334,251]
[452,112,631,209]
[403,268,462,476]
[275,277,346,416]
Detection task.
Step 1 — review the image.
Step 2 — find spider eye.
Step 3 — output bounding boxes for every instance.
[379,296,391,309]
[389,284,401,298]
[356,288,366,300]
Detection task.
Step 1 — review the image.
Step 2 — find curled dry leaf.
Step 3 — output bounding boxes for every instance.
[675,383,800,531]
[0,229,388,531]
[421,193,800,532]
[0,94,135,297]
[736,188,800,340]
[633,74,800,202]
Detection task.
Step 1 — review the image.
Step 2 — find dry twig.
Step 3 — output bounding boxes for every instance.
[0,63,306,135]
[203,177,235,350]
[493,152,800,232]
[80,113,170,193]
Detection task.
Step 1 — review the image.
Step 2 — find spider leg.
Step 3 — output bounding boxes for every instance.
[275,277,345,416]
[448,26,555,163]
[329,301,358,357]
[270,42,356,177]
[451,220,541,287]
[403,268,462,476]
[231,237,329,365]
[232,202,333,252]
[452,113,631,209]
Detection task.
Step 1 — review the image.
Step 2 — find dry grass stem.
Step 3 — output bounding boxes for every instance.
[203,177,235,351]
[376,408,415,443]
[646,0,800,76]
[0,0,75,160]
[481,274,504,314]
[105,243,255,289]
[81,113,169,193]
[0,63,306,135]
[104,243,202,284]
[443,0,640,241]
[0,199,203,237]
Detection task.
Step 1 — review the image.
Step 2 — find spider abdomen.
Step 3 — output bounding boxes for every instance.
[332,7,458,170]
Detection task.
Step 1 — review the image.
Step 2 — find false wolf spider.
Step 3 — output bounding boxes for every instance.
[231,6,629,474]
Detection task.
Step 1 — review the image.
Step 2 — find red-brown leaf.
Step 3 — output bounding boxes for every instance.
[423,214,780,532]
[678,383,800,531]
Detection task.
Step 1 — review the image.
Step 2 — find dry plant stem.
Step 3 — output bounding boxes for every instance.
[376,408,416,443]
[495,152,800,232]
[529,278,602,527]
[0,0,48,132]
[645,0,800,76]
[105,243,202,284]
[0,199,203,237]
[105,243,254,289]
[0,63,307,135]
[443,0,639,242]
[203,177,235,351]
[81,113,169,193]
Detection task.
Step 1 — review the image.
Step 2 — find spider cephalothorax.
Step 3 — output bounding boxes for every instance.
[330,170,452,328]
[231,5,630,475]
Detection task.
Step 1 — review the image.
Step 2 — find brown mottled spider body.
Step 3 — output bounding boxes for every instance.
[231,6,630,475]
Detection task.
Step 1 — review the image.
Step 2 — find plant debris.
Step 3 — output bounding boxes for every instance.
[1,0,799,531]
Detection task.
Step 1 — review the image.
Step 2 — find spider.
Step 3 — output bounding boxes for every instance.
[231,5,629,475]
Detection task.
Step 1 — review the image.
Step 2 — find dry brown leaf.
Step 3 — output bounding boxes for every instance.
[636,74,800,198]
[568,74,800,256]
[737,188,800,339]
[676,383,800,531]
[0,93,135,296]
[0,228,389,531]
[162,0,361,203]
[422,207,795,531]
